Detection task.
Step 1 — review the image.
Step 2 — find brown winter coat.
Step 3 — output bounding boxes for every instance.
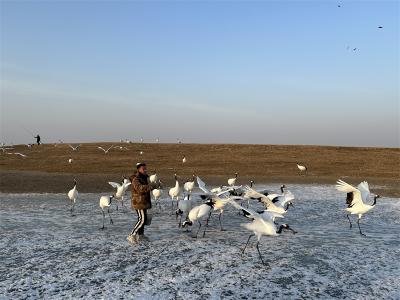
[130,172,152,210]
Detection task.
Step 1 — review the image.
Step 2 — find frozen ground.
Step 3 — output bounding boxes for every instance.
[0,184,399,299]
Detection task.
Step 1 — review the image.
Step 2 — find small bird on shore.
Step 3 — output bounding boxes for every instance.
[68,158,73,164]
[296,163,307,175]
[67,179,78,215]
[336,179,380,236]
[182,155,186,164]
[99,195,114,229]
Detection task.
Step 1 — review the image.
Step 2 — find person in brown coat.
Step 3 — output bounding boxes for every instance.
[127,162,154,242]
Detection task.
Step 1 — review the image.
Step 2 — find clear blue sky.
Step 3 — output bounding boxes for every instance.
[1,0,399,146]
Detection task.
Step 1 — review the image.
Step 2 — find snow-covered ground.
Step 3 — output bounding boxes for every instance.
[1,184,399,299]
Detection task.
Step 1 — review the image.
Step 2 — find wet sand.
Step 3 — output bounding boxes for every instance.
[0,143,399,196]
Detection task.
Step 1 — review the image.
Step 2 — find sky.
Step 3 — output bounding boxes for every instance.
[0,0,399,147]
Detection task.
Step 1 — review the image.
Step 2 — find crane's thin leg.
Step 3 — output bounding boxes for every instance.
[347,214,352,228]
[194,221,202,238]
[178,215,182,228]
[101,210,105,230]
[206,211,212,227]
[202,222,207,238]
[115,202,119,211]
[108,208,114,225]
[242,234,252,255]
[357,218,365,236]
[121,196,124,208]
[218,212,224,231]
[256,241,266,266]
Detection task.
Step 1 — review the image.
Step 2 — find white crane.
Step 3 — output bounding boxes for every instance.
[228,199,296,265]
[336,179,380,236]
[196,176,238,230]
[176,194,193,228]
[183,175,196,194]
[68,144,81,151]
[108,176,131,210]
[228,173,238,186]
[149,173,158,184]
[97,145,114,154]
[213,196,232,231]
[67,179,78,215]
[182,155,186,164]
[243,186,294,215]
[99,195,114,230]
[297,163,307,175]
[168,174,180,210]
[152,181,163,209]
[182,199,215,238]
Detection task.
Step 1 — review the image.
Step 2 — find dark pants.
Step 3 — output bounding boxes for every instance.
[131,209,147,236]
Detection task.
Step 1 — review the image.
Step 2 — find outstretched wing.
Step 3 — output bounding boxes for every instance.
[277,191,295,207]
[336,179,363,206]
[260,210,285,222]
[357,181,370,202]
[106,145,114,152]
[243,185,277,210]
[267,193,280,202]
[197,176,211,194]
[108,182,121,189]
[227,198,259,218]
[97,147,105,152]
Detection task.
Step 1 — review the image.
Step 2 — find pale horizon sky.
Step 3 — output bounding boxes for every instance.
[0,1,399,147]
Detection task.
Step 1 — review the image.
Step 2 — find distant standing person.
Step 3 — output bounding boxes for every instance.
[127,162,154,243]
[34,134,41,145]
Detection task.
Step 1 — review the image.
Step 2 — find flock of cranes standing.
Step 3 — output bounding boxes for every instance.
[66,162,381,264]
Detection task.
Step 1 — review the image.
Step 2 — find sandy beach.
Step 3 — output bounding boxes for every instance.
[1,143,399,196]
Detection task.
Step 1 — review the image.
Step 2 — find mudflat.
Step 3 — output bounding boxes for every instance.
[0,143,399,196]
